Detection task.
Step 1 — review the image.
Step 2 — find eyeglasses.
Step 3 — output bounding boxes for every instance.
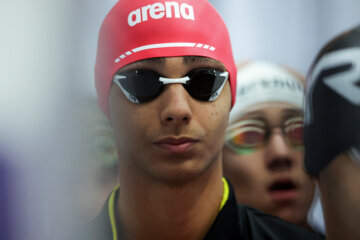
[225,117,304,155]
[113,68,229,103]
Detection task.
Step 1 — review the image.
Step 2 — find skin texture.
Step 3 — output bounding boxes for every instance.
[318,152,360,240]
[223,105,315,229]
[108,56,232,240]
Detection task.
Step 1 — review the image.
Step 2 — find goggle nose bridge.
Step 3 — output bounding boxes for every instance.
[159,76,190,85]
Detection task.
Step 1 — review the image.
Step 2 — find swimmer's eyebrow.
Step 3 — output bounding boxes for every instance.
[119,57,166,71]
[282,109,303,120]
[137,57,166,65]
[123,56,225,71]
[183,56,218,64]
[237,111,266,123]
[184,56,226,70]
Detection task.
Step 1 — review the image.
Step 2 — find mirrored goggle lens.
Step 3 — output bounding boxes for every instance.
[114,68,228,103]
[284,117,304,147]
[226,120,265,153]
[185,69,228,101]
[116,70,163,103]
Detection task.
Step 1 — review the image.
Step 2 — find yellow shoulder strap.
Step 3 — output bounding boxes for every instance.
[108,184,120,240]
[220,177,230,211]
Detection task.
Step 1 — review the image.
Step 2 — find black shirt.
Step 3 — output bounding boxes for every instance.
[78,180,325,240]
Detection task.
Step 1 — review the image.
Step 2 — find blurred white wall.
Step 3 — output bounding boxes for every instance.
[0,0,77,239]
[209,0,360,74]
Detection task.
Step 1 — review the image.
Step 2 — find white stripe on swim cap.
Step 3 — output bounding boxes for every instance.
[229,61,304,123]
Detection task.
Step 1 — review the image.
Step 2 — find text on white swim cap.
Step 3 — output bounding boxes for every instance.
[229,61,304,123]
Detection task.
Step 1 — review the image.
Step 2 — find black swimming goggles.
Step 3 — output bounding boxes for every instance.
[113,68,229,103]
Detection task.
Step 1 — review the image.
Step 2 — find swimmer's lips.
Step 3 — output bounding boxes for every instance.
[154,137,199,154]
[268,179,299,202]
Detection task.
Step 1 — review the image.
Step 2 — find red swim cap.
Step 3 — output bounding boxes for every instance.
[95,0,237,115]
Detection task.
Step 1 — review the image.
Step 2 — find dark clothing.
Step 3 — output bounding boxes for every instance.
[79,182,325,240]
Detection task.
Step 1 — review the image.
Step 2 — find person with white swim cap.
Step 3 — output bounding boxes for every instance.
[74,0,325,239]
[223,61,321,232]
[305,25,360,239]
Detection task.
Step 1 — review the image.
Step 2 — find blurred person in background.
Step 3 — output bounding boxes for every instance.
[223,61,322,233]
[304,25,360,240]
[70,98,119,221]
[75,0,324,239]
[0,149,15,240]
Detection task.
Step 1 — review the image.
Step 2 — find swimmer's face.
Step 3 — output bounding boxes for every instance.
[223,105,315,228]
[109,56,232,183]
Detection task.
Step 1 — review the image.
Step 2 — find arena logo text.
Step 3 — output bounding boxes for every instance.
[128,2,195,27]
